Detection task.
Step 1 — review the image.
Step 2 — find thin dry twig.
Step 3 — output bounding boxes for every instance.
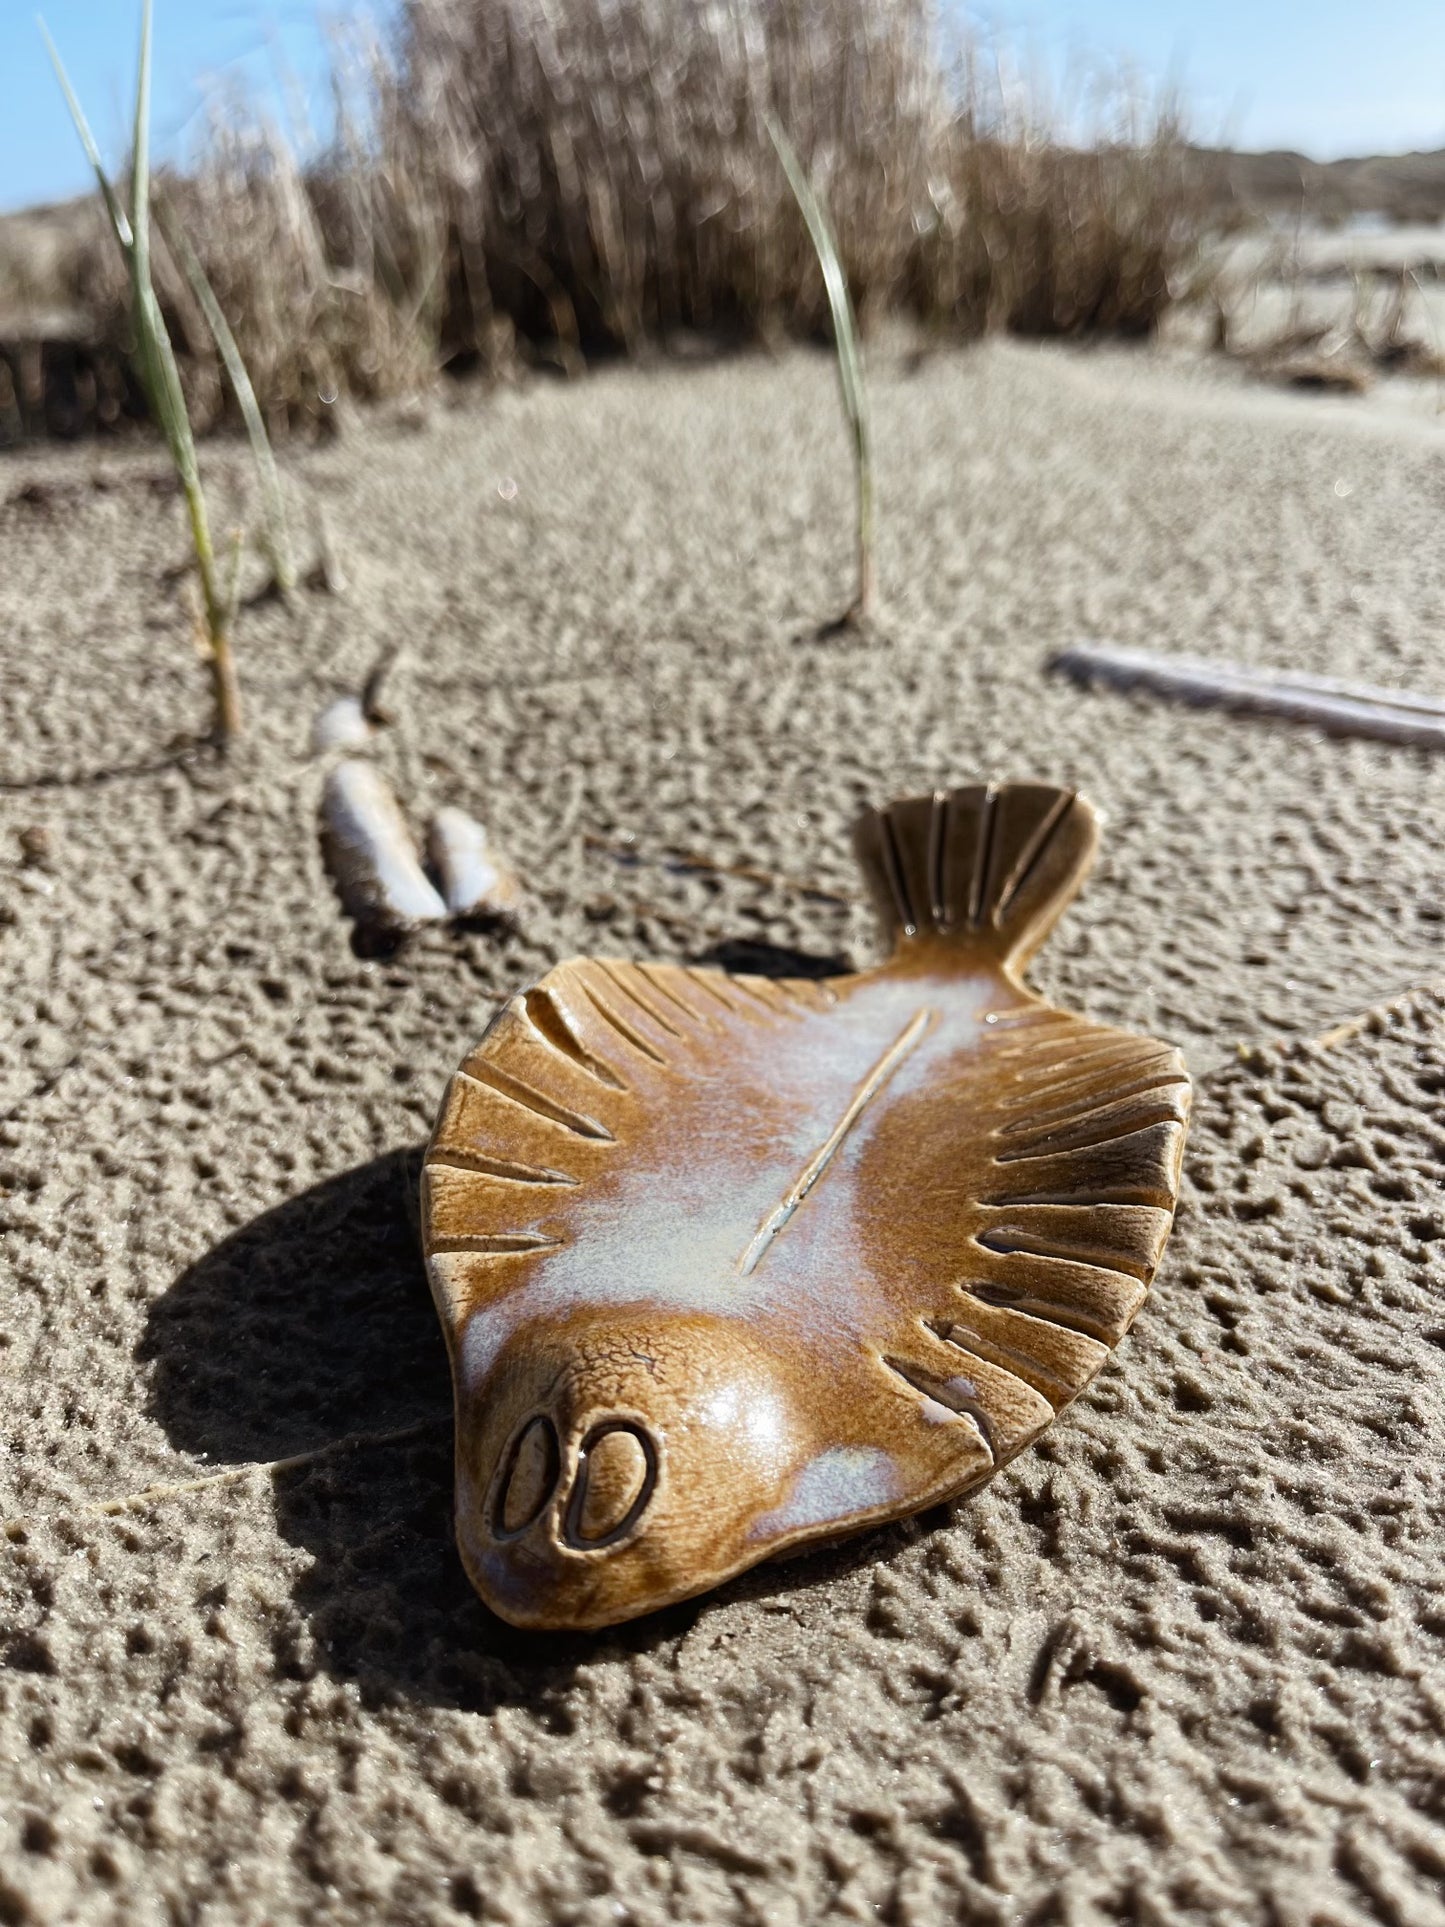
[0,742,210,794]
[1,1416,449,1540]
[1311,982,1445,1053]
[583,831,860,906]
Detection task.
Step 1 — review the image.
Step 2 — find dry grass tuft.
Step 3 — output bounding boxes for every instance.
[1223,263,1445,398]
[21,0,1212,437]
[392,0,1205,362]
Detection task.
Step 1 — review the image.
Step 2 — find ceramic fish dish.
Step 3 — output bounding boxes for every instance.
[422,783,1191,1630]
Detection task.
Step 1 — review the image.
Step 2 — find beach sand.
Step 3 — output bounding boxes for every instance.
[1,338,1443,1923]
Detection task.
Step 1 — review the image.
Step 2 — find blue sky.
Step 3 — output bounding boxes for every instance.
[3,2,1444,215]
[3,1,343,214]
[987,0,1445,155]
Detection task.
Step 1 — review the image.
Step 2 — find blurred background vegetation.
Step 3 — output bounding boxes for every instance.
[3,0,1443,444]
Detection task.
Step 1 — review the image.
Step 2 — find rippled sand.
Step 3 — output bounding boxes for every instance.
[2,338,1442,1924]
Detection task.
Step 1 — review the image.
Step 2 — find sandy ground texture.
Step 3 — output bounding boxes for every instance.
[1,338,1443,1924]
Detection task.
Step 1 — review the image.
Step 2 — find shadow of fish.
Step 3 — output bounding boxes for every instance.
[422,784,1191,1630]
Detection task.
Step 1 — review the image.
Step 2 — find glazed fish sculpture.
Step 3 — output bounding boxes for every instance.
[422,784,1191,1630]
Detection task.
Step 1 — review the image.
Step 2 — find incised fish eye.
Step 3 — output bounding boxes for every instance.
[496,1415,560,1536]
[564,1423,656,1548]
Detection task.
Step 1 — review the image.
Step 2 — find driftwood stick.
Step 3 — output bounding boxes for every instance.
[1051,642,1445,749]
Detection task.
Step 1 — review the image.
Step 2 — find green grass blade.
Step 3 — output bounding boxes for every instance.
[41,0,237,739]
[764,114,868,437]
[129,274,222,632]
[39,8,195,517]
[146,290,229,636]
[130,0,153,289]
[157,200,294,592]
[120,0,209,597]
[37,16,133,251]
[140,289,198,483]
[126,5,225,642]
[765,112,875,620]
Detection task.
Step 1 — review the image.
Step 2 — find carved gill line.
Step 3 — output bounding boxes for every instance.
[995,1053,1181,1112]
[764,977,808,1009]
[992,1052,1171,1109]
[927,1315,1084,1407]
[769,976,838,1012]
[685,967,746,1013]
[428,1232,561,1255]
[879,808,917,935]
[457,1064,614,1141]
[993,1104,1188,1165]
[735,975,789,1013]
[1001,1035,1176,1077]
[983,1178,1179,1212]
[995,1071,1189,1134]
[928,790,949,927]
[582,985,669,1065]
[638,964,714,1028]
[964,1279,1117,1344]
[738,1007,935,1277]
[993,789,1075,922]
[968,784,999,928]
[726,974,793,1016]
[988,1034,1096,1069]
[597,960,685,1037]
[522,987,627,1091]
[1001,1079,1194,1148]
[426,1148,579,1186]
[975,1223,1156,1282]
[994,1035,1149,1075]
[882,1355,996,1458]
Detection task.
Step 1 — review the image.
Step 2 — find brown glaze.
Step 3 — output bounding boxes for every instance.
[421,784,1192,1630]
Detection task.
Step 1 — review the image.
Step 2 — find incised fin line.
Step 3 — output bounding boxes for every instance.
[738,1006,936,1277]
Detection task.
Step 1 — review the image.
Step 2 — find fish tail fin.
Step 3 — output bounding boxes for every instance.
[852,784,1098,974]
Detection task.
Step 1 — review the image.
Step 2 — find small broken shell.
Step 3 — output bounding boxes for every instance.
[320,760,446,935]
[16,826,54,871]
[311,695,374,755]
[426,807,524,923]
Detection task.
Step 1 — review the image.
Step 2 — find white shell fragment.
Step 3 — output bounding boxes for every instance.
[311,695,375,756]
[426,807,524,923]
[320,760,447,934]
